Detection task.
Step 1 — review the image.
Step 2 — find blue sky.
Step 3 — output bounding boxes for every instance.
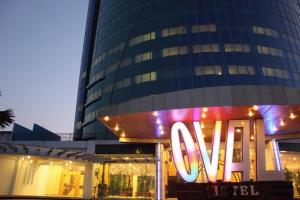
[0,0,88,133]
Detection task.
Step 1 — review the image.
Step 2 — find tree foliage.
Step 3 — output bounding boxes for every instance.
[0,109,14,129]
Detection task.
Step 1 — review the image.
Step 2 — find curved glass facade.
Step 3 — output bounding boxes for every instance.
[75,0,300,139]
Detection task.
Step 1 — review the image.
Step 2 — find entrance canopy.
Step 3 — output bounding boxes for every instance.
[99,105,300,140]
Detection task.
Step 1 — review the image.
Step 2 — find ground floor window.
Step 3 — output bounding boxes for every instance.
[0,155,85,197]
[281,151,300,197]
[93,163,155,199]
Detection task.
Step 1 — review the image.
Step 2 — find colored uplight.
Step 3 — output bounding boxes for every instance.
[289,113,296,119]
[272,125,278,132]
[224,128,234,182]
[248,110,254,117]
[194,121,222,182]
[171,122,199,182]
[201,122,205,129]
[280,119,285,126]
[114,124,119,131]
[121,132,126,137]
[253,105,259,111]
[103,116,110,121]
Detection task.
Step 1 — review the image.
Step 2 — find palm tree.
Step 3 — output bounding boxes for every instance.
[0,109,14,129]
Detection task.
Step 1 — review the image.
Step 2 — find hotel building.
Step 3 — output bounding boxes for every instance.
[0,0,300,199]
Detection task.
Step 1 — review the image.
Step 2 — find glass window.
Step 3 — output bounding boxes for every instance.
[224,44,250,53]
[143,33,151,41]
[192,24,217,33]
[151,71,157,81]
[135,71,157,84]
[252,26,279,37]
[195,65,222,76]
[134,52,152,63]
[228,65,255,75]
[257,45,284,57]
[142,73,151,82]
[161,26,186,37]
[193,44,220,53]
[262,66,290,79]
[129,32,156,46]
[93,163,155,199]
[162,46,188,57]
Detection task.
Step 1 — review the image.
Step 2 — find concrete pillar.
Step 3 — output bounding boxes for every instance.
[8,158,19,195]
[83,163,95,199]
[156,143,165,200]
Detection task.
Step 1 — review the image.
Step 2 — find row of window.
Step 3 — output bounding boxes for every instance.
[252,25,300,50]
[262,67,290,79]
[193,44,220,53]
[161,26,186,37]
[129,32,156,46]
[89,42,300,86]
[115,77,131,90]
[92,42,125,68]
[195,65,254,76]
[228,65,255,75]
[92,23,300,69]
[83,109,99,125]
[162,46,188,57]
[92,24,217,67]
[134,52,152,63]
[224,44,250,53]
[101,64,297,97]
[135,71,157,84]
[257,45,284,57]
[195,65,222,76]
[252,26,279,38]
[89,44,299,86]
[88,71,104,87]
[162,43,252,54]
[104,71,157,94]
[192,24,217,33]
[194,65,294,79]
[85,89,102,106]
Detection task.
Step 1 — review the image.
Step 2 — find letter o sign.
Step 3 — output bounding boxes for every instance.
[171,122,199,182]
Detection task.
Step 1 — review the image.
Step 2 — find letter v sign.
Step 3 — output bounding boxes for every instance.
[194,121,222,182]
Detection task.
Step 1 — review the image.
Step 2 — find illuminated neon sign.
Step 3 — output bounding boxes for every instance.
[170,121,282,183]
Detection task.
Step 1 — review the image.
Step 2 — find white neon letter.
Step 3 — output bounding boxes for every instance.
[224,127,234,182]
[171,122,199,182]
[194,121,222,182]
